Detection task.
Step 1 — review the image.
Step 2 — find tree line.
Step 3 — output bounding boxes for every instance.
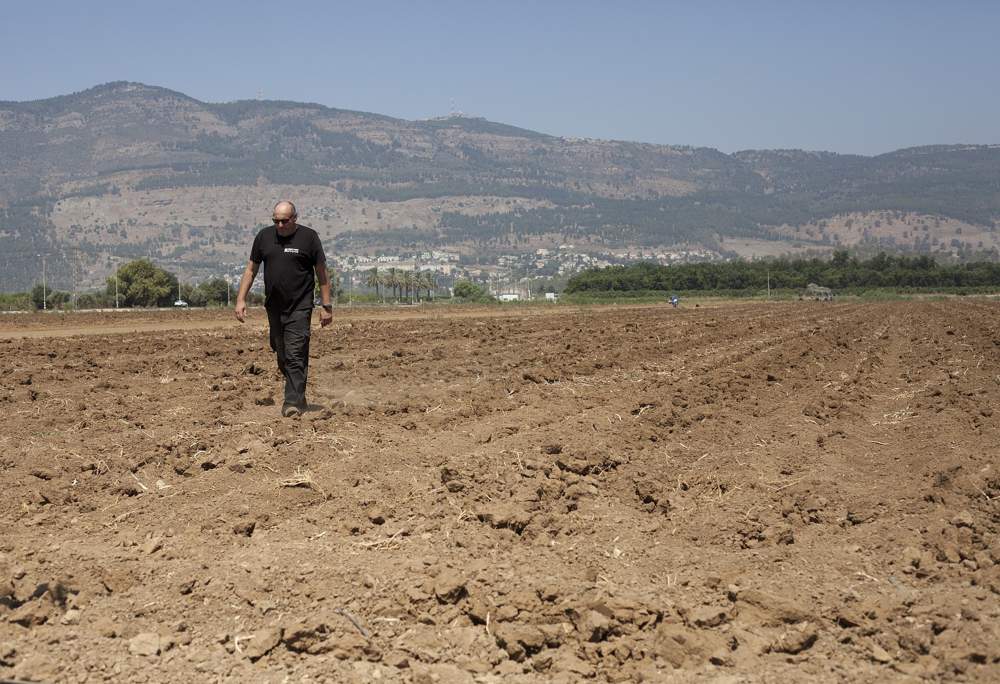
[0,259,249,310]
[0,259,487,311]
[362,267,439,302]
[565,251,1000,294]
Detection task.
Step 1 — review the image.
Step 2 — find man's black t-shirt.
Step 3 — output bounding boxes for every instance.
[249,224,326,314]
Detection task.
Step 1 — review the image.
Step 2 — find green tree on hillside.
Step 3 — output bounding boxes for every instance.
[196,277,231,306]
[31,284,71,310]
[453,280,493,301]
[30,284,47,310]
[107,259,176,307]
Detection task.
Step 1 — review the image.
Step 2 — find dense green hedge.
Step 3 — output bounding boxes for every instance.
[565,252,1000,293]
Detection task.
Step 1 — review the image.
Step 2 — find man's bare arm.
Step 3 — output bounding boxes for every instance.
[315,262,333,327]
[315,262,332,306]
[234,260,259,322]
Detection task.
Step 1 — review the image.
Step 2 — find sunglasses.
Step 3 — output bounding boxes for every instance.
[273,217,296,225]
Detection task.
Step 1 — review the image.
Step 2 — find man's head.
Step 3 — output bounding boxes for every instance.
[272,201,298,234]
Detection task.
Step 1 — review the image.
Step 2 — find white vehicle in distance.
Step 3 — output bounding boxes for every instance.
[173,299,189,307]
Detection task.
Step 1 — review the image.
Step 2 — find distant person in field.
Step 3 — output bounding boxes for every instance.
[235,201,333,417]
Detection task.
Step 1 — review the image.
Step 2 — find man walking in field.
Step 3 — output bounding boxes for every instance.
[235,201,333,417]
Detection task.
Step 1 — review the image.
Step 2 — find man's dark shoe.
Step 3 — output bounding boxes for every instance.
[282,404,302,418]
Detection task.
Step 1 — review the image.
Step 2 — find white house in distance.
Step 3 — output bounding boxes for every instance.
[498,293,520,302]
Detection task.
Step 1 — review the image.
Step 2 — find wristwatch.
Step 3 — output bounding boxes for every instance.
[321,304,333,312]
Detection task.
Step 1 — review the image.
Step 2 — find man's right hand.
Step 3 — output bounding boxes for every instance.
[235,302,247,322]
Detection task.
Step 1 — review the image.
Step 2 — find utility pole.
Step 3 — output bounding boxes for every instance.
[767,269,771,300]
[42,255,47,311]
[110,254,121,309]
[226,278,231,307]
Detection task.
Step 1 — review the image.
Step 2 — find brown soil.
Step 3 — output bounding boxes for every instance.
[1,301,998,682]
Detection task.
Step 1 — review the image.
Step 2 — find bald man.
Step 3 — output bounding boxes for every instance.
[235,201,333,417]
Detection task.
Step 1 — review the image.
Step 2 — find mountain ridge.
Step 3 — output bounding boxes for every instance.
[6,81,993,158]
[1,82,998,291]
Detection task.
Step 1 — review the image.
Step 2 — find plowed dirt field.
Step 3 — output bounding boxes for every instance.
[1,301,998,682]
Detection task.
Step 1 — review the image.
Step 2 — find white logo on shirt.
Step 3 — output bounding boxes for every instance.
[284,247,300,254]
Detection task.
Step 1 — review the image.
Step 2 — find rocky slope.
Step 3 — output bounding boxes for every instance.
[1,83,999,289]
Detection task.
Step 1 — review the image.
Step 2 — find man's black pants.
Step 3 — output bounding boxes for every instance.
[266,307,312,409]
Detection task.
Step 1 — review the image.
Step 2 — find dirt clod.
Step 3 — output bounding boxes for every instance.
[243,627,283,661]
[128,632,162,657]
[433,571,468,604]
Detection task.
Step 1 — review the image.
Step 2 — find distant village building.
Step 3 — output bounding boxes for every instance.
[303,240,731,301]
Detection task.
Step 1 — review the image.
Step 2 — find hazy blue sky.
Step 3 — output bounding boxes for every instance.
[3,1,997,154]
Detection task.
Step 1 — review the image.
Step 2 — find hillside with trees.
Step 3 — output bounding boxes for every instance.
[1,83,999,291]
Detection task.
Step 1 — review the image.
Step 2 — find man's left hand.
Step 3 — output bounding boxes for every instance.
[320,308,333,327]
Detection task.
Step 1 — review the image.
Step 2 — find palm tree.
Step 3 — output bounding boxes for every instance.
[386,268,400,302]
[401,270,415,303]
[410,271,420,303]
[421,271,437,300]
[365,267,382,302]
